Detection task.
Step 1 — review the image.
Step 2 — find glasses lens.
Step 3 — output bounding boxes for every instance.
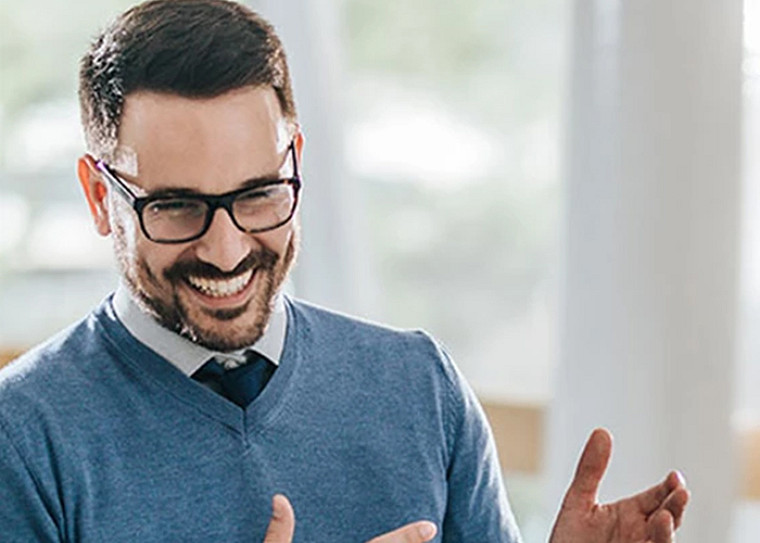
[142,198,208,241]
[232,184,296,231]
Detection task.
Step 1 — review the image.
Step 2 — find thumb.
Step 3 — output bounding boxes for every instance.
[562,428,613,509]
[366,520,437,543]
[262,494,295,543]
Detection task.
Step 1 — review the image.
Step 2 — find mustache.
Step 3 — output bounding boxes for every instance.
[163,249,278,283]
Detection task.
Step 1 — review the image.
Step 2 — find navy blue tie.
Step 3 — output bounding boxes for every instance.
[193,351,276,408]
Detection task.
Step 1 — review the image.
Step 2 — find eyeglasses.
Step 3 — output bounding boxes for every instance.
[96,141,301,244]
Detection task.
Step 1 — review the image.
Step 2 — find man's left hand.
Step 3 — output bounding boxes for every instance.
[549,429,690,543]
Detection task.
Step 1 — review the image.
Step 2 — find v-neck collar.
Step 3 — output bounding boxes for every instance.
[96,295,302,438]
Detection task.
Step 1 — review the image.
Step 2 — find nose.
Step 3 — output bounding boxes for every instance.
[194,208,252,272]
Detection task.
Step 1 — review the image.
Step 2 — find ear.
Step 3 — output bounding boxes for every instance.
[293,129,305,166]
[77,155,112,236]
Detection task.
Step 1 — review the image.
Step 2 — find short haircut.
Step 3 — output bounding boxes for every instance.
[79,0,296,160]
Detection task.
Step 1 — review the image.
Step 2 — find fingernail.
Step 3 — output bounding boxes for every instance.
[418,522,437,539]
[674,470,687,486]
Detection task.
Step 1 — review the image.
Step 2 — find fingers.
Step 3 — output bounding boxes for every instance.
[660,485,690,529]
[262,494,295,543]
[634,471,685,515]
[633,470,689,531]
[562,428,613,509]
[365,521,437,543]
[643,473,688,543]
[647,509,675,543]
[260,497,436,543]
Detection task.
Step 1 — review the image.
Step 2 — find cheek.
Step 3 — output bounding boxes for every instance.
[109,198,140,255]
[135,241,180,277]
[134,231,192,281]
[260,223,295,255]
[111,200,182,277]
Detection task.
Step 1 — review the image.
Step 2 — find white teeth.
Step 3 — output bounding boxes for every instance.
[187,269,254,298]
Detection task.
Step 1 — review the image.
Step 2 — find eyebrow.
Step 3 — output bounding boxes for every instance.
[118,172,287,200]
[111,141,295,198]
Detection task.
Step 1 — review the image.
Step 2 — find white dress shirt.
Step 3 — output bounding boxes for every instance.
[112,283,287,375]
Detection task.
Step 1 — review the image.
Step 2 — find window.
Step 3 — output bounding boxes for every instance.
[735,0,760,539]
[344,0,567,403]
[0,1,138,347]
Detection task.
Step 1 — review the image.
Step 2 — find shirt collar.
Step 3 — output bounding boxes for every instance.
[112,283,286,376]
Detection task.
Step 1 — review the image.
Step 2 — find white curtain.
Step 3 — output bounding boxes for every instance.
[547,1,743,541]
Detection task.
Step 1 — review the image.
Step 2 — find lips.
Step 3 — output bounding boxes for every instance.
[185,269,254,298]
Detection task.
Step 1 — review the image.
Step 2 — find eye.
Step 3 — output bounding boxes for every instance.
[238,187,279,202]
[146,199,206,217]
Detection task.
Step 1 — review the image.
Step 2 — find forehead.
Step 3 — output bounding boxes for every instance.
[115,87,290,191]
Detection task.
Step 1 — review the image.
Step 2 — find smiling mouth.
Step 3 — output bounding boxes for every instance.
[185,269,255,298]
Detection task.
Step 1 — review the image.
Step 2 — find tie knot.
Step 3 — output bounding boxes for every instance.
[192,352,275,408]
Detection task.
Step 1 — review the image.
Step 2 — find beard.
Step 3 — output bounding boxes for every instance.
[114,222,298,352]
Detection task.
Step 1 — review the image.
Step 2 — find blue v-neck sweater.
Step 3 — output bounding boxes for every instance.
[0,296,520,542]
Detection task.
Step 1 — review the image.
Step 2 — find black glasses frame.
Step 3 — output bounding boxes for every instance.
[95,141,301,244]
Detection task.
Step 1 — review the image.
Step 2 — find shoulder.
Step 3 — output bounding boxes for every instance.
[286,296,465,391]
[288,296,441,352]
[0,302,113,417]
[287,297,480,450]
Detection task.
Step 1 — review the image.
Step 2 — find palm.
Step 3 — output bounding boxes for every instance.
[552,499,671,543]
[549,430,689,543]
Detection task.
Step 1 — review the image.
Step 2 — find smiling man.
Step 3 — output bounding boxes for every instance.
[0,1,688,542]
[94,88,299,353]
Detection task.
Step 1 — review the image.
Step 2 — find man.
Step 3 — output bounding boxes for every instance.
[0,1,688,541]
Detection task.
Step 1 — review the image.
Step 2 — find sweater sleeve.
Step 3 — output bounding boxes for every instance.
[437,348,523,543]
[0,422,61,542]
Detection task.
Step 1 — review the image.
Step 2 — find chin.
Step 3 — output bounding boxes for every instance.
[179,322,265,352]
[179,304,270,352]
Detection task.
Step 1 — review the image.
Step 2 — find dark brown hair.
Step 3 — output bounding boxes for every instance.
[79,0,296,159]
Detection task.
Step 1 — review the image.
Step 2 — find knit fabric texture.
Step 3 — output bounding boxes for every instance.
[0,295,521,542]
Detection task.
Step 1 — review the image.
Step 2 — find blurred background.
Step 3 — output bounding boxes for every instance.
[0,0,758,541]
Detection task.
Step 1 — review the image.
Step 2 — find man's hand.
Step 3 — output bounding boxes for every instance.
[263,495,296,543]
[549,429,690,543]
[262,494,438,543]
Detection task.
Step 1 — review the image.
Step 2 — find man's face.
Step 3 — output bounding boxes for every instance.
[103,87,299,351]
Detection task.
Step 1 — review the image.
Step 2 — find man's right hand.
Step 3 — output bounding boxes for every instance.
[262,494,438,543]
